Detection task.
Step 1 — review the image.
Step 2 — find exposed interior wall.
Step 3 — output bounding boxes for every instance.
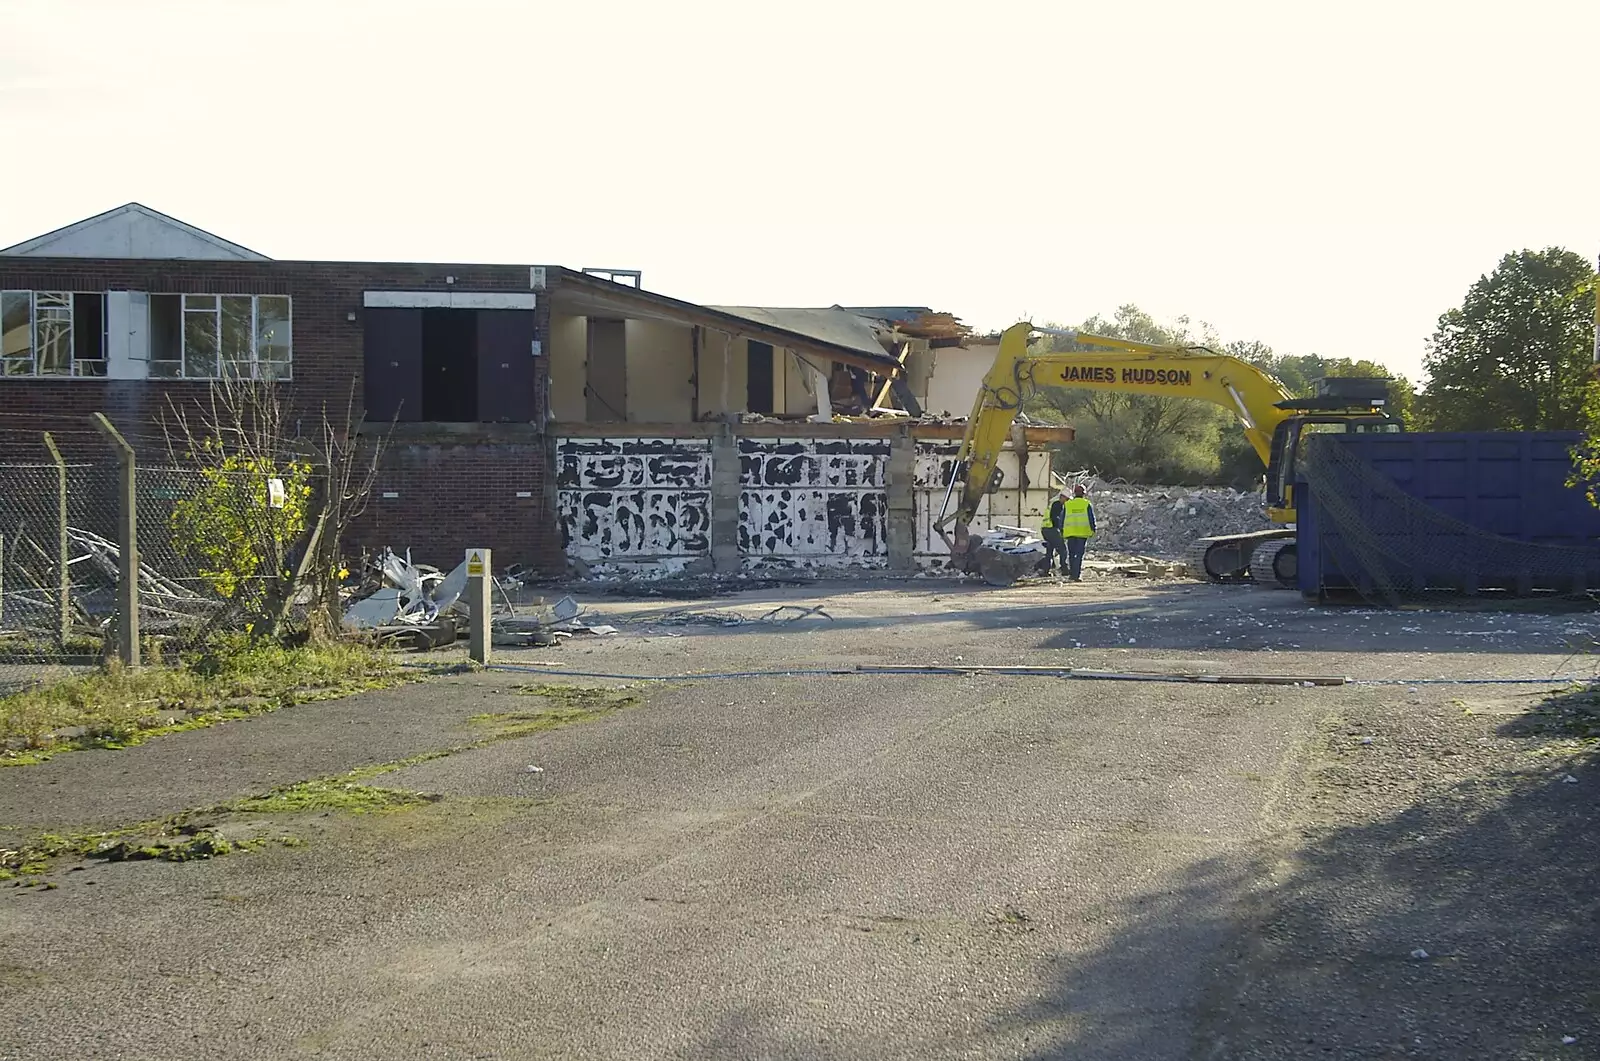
[585,319,627,422]
[697,328,747,418]
[900,339,935,405]
[547,312,587,421]
[780,349,822,417]
[625,319,694,421]
[922,343,997,418]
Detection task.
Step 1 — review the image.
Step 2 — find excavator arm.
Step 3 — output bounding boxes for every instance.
[936,321,1298,559]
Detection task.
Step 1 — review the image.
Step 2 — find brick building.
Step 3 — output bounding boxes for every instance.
[0,204,912,573]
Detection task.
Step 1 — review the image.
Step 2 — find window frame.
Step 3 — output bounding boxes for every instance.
[0,290,292,381]
[180,293,293,382]
[0,291,109,378]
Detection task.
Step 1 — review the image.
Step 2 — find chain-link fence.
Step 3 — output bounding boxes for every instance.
[1,452,321,683]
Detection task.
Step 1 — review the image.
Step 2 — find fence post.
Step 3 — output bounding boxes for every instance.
[40,432,71,648]
[90,414,139,668]
[466,548,491,665]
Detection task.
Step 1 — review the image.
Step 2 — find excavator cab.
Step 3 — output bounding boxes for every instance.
[1265,377,1402,513]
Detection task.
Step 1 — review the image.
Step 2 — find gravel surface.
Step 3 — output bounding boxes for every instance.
[0,578,1595,1060]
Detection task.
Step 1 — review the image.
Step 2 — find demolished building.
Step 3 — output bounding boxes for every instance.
[0,204,1070,579]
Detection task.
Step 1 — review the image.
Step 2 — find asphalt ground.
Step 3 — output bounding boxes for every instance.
[1,578,1596,1060]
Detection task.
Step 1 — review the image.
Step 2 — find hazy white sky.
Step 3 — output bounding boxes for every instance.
[3,0,1596,381]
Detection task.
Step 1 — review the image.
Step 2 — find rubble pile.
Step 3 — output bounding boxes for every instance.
[1071,473,1272,558]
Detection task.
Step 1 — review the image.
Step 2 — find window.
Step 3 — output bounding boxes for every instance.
[0,290,288,380]
[0,291,106,377]
[156,293,292,380]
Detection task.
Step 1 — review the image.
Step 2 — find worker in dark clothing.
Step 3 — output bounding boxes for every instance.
[1039,488,1071,576]
[1061,483,1097,581]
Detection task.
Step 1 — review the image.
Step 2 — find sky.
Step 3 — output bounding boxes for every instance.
[3,0,1597,383]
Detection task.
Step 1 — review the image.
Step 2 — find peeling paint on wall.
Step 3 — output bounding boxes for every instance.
[739,438,888,568]
[557,438,712,561]
[556,433,1058,576]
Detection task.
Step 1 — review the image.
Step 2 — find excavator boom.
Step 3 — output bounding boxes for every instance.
[938,321,1396,586]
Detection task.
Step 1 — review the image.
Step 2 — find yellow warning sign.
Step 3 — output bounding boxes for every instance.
[466,549,485,577]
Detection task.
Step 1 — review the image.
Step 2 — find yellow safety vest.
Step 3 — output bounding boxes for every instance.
[1061,496,1093,538]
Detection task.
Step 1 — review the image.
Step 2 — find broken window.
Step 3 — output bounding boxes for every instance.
[1,291,31,375]
[149,294,182,377]
[33,292,72,375]
[0,291,104,377]
[72,293,106,377]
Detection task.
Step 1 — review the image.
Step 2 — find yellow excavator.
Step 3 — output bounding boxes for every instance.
[935,322,1403,587]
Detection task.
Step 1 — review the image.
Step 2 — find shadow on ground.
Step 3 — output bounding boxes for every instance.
[1007,687,1600,1060]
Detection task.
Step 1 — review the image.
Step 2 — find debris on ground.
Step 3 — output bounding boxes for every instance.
[0,525,222,646]
[646,604,834,629]
[969,528,1048,587]
[344,548,599,650]
[1059,471,1272,559]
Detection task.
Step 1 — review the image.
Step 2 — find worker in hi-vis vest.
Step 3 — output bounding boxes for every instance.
[1060,483,1097,581]
[1039,488,1071,576]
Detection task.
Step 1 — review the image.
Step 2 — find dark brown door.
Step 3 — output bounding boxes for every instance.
[363,308,423,422]
[476,309,538,423]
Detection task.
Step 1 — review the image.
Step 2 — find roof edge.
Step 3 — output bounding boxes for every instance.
[0,202,270,260]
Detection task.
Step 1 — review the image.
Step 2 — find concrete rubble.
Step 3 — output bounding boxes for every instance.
[1063,471,1272,559]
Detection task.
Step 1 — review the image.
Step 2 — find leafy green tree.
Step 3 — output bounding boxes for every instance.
[1027,305,1419,486]
[1419,248,1597,431]
[170,445,313,605]
[1028,305,1232,483]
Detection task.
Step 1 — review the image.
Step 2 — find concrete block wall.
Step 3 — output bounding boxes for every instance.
[555,427,1054,577]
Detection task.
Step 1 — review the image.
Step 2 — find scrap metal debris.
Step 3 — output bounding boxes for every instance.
[342,548,627,650]
[0,525,219,646]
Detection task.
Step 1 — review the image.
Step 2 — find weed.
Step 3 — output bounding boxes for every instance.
[468,684,641,740]
[513,683,641,711]
[230,778,438,815]
[0,639,406,765]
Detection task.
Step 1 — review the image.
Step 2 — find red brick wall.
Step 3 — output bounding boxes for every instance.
[356,439,562,572]
[0,257,566,574]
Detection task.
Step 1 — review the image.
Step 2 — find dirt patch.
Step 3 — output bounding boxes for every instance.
[1198,688,1599,1058]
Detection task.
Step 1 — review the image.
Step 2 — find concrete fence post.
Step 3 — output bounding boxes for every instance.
[466,548,492,665]
[40,432,71,648]
[887,426,917,572]
[710,424,741,575]
[90,413,139,668]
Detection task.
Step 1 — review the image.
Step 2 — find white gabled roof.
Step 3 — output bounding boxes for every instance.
[0,202,269,261]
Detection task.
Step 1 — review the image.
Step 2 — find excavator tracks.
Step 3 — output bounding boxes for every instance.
[1185,529,1295,584]
[1247,538,1298,589]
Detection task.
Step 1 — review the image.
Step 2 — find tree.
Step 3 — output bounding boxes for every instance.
[1419,248,1597,431]
[1026,304,1419,486]
[1028,305,1234,483]
[164,378,385,640]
